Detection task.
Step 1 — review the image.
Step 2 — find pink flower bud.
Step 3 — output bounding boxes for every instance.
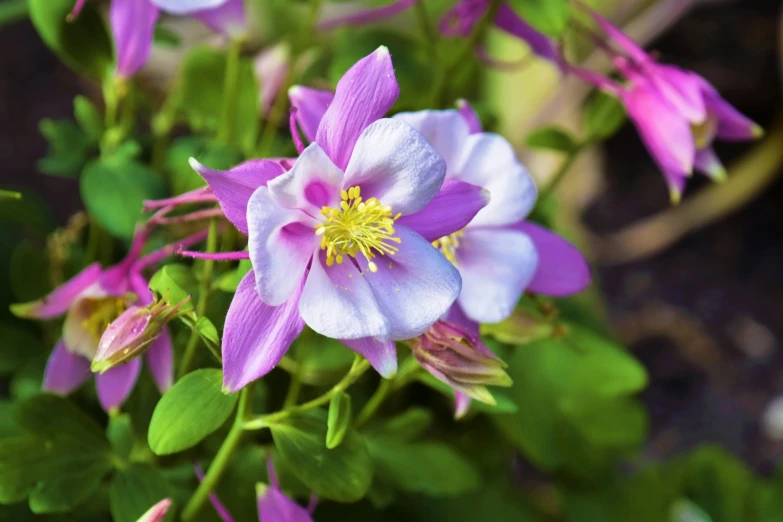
[136,498,172,522]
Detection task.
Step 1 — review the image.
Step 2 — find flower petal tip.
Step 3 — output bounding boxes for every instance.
[374,45,391,59]
[479,187,491,205]
[188,157,206,174]
[752,124,765,139]
[669,187,682,206]
[9,301,35,318]
[256,482,269,498]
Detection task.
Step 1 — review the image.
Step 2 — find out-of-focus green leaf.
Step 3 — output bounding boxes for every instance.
[0,322,42,376]
[9,241,50,302]
[270,410,373,502]
[107,414,134,462]
[80,159,166,239]
[149,264,198,313]
[507,0,571,37]
[296,330,356,385]
[73,95,104,141]
[526,126,579,153]
[585,91,627,141]
[110,465,171,522]
[217,258,253,292]
[148,369,237,455]
[38,119,93,178]
[326,391,352,449]
[28,0,113,77]
[176,46,260,155]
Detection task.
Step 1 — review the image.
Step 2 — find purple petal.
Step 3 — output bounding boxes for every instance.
[591,11,650,65]
[396,180,489,241]
[455,227,537,324]
[340,337,397,378]
[454,391,471,419]
[621,81,694,199]
[191,158,285,235]
[456,99,482,134]
[96,357,142,411]
[649,65,707,123]
[693,147,727,182]
[391,110,471,177]
[439,0,485,37]
[494,4,562,66]
[514,222,591,297]
[11,263,102,319]
[223,271,305,392]
[454,132,537,227]
[267,143,343,217]
[111,0,159,78]
[43,340,91,395]
[99,264,134,297]
[317,0,415,31]
[150,0,229,14]
[258,485,314,522]
[315,47,399,170]
[443,303,480,338]
[343,119,446,215]
[130,271,154,306]
[193,0,245,35]
[289,86,334,143]
[247,187,321,307]
[699,80,762,141]
[145,329,173,393]
[195,465,236,522]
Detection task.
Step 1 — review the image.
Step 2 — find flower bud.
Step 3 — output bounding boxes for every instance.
[410,320,512,406]
[92,295,189,373]
[136,498,172,522]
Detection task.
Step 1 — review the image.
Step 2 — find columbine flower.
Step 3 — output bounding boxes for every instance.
[393,103,591,330]
[573,12,762,202]
[411,320,511,418]
[10,228,203,411]
[92,295,189,373]
[77,0,246,78]
[190,48,489,391]
[136,499,172,522]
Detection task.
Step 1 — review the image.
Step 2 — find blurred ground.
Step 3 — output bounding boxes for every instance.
[1,0,782,475]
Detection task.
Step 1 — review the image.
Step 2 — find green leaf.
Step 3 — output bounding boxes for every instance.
[148,369,238,455]
[508,0,571,37]
[38,119,93,178]
[217,258,253,292]
[80,159,166,238]
[526,126,579,153]
[585,91,627,141]
[270,410,373,502]
[0,322,42,375]
[149,264,198,312]
[326,391,352,449]
[0,402,23,440]
[375,408,433,442]
[296,331,356,385]
[28,0,113,77]
[73,95,104,141]
[107,414,134,462]
[110,465,171,522]
[366,436,481,497]
[0,394,113,512]
[177,46,260,155]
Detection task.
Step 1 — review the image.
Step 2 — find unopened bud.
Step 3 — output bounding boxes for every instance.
[92,294,189,373]
[136,498,171,522]
[410,320,512,405]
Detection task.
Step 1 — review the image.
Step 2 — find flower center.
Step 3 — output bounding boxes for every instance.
[432,230,464,265]
[315,186,401,273]
[691,115,718,149]
[81,297,129,344]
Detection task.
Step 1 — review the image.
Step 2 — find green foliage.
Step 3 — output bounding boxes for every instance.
[0,394,114,513]
[28,0,113,77]
[150,264,198,313]
[270,410,373,502]
[508,0,571,37]
[107,414,134,462]
[526,126,580,153]
[110,465,172,522]
[80,159,166,239]
[148,369,238,455]
[326,390,352,449]
[165,137,240,196]
[38,119,94,177]
[584,91,627,141]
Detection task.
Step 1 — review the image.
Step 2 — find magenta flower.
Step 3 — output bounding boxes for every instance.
[577,12,762,202]
[191,48,486,391]
[90,0,246,78]
[393,103,591,329]
[411,320,511,417]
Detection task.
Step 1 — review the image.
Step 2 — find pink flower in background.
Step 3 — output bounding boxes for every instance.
[136,499,172,522]
[255,43,291,118]
[73,0,246,78]
[191,48,488,392]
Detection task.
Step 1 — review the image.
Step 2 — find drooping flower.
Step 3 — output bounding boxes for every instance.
[191,48,488,391]
[411,320,511,418]
[572,12,762,202]
[136,498,172,522]
[11,229,204,411]
[78,0,246,78]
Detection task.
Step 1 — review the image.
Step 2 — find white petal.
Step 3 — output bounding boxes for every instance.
[150,0,227,14]
[392,110,470,178]
[343,119,446,216]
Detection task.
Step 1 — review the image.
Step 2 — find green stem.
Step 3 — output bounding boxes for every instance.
[0,0,28,26]
[218,38,244,145]
[178,219,218,379]
[354,357,420,428]
[283,341,310,408]
[538,145,584,202]
[181,383,254,521]
[245,357,370,430]
[256,66,293,157]
[430,0,502,107]
[414,0,437,59]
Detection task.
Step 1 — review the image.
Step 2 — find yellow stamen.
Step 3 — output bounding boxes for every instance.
[80,297,129,343]
[432,230,465,265]
[314,186,401,271]
[691,115,718,149]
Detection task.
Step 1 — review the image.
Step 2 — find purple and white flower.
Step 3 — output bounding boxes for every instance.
[191,48,488,392]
